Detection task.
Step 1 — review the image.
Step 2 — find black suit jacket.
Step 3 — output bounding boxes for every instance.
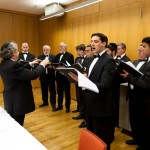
[38,54,55,81]
[127,60,150,118]
[19,52,35,61]
[115,54,131,65]
[0,59,45,116]
[127,59,146,99]
[54,51,74,81]
[85,52,116,117]
[75,57,81,63]
[75,56,88,71]
[115,54,131,84]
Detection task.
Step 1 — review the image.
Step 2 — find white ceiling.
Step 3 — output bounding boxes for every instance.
[0,0,79,14]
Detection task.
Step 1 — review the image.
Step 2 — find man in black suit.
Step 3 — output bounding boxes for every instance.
[72,44,86,119]
[69,33,116,150]
[125,45,147,146]
[54,42,74,113]
[19,42,35,62]
[38,45,57,111]
[0,42,50,126]
[72,44,85,113]
[78,44,93,128]
[113,42,131,128]
[115,43,131,65]
[121,37,150,150]
[106,43,117,58]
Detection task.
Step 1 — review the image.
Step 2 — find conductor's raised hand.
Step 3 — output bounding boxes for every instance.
[29,59,41,66]
[40,59,50,67]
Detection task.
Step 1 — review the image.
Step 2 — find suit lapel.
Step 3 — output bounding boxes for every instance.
[133,60,139,67]
[88,52,106,78]
[60,52,67,63]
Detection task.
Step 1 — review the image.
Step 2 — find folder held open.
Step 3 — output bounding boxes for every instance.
[117,61,143,78]
[56,68,99,93]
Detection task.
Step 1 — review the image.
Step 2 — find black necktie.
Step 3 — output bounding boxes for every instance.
[23,53,27,54]
[117,56,121,59]
[61,53,64,55]
[45,55,48,57]
[94,55,100,58]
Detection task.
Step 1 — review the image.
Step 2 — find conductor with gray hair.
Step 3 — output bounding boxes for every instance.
[0,42,50,126]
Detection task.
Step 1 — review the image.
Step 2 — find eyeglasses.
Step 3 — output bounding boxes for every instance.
[137,49,144,52]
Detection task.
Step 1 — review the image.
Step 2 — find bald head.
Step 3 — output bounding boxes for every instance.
[43,45,51,55]
[59,42,67,53]
[21,42,29,53]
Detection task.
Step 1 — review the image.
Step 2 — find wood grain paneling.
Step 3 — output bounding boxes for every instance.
[100,0,141,11]
[101,2,142,60]
[0,12,12,44]
[39,0,142,60]
[141,0,150,37]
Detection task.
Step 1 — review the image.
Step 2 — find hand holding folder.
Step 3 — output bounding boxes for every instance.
[56,67,99,93]
[117,61,143,78]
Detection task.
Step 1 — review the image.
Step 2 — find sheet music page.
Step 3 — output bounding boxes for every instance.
[125,61,136,69]
[66,61,71,66]
[56,67,99,93]
[123,61,143,75]
[77,71,99,93]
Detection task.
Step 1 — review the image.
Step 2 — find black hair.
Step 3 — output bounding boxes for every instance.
[142,36,150,47]
[75,44,86,51]
[91,33,108,46]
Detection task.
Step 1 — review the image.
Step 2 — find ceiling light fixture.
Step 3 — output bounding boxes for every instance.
[40,0,102,21]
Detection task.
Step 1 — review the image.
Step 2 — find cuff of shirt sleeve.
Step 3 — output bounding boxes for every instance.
[29,62,34,68]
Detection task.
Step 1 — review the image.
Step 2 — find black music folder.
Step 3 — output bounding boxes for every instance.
[56,67,99,93]
[56,63,85,83]
[51,62,66,67]
[56,68,78,83]
[68,63,85,73]
[117,61,143,78]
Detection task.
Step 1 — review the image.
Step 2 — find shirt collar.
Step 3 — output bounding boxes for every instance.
[99,50,106,56]
[120,53,125,58]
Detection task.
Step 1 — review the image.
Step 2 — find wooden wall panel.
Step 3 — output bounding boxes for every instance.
[69,2,142,60]
[0,12,12,44]
[100,2,142,60]
[12,14,39,56]
[100,0,141,11]
[141,0,150,37]
[39,0,142,60]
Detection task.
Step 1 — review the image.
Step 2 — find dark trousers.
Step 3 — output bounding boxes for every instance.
[76,85,85,117]
[86,115,113,150]
[80,90,86,119]
[40,78,56,107]
[113,84,120,127]
[129,94,138,141]
[11,114,25,126]
[56,77,71,109]
[135,107,150,150]
[75,84,80,110]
